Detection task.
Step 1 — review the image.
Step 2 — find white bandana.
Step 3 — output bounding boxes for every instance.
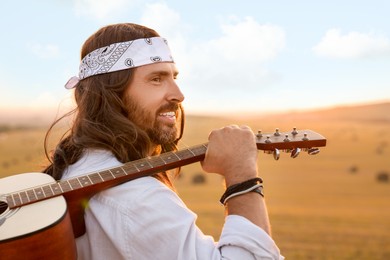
[65,37,174,89]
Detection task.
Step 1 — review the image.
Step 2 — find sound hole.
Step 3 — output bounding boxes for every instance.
[0,201,8,215]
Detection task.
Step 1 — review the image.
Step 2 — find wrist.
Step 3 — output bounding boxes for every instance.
[224,168,258,187]
[220,177,264,205]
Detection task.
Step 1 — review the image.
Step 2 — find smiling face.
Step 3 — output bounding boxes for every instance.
[124,62,185,145]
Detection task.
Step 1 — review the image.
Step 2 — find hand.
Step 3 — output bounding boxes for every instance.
[201,125,259,186]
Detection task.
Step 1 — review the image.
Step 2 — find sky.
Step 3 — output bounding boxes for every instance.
[0,0,389,116]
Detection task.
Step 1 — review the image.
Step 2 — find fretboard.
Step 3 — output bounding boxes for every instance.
[6,143,208,209]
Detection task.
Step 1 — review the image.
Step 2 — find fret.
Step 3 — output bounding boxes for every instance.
[160,152,180,164]
[147,156,166,167]
[12,193,22,206]
[89,172,104,184]
[188,144,207,156]
[10,193,16,206]
[42,185,54,197]
[176,148,197,160]
[100,170,115,181]
[77,177,83,186]
[121,164,138,175]
[26,189,36,201]
[51,182,63,194]
[108,170,116,178]
[144,159,154,168]
[159,154,167,164]
[87,175,93,183]
[19,191,29,204]
[172,152,181,160]
[111,167,127,178]
[32,188,38,199]
[68,178,82,189]
[133,164,140,172]
[34,187,45,200]
[186,147,196,156]
[59,181,72,192]
[134,160,153,172]
[48,184,55,195]
[78,176,92,187]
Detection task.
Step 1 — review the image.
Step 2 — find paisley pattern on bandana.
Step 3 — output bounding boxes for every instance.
[79,43,123,79]
[80,37,173,80]
[65,37,174,89]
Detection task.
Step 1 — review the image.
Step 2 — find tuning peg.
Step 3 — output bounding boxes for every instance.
[291,127,298,136]
[265,135,272,143]
[274,128,281,136]
[308,148,320,155]
[283,134,290,142]
[256,130,263,138]
[291,147,301,158]
[273,149,280,160]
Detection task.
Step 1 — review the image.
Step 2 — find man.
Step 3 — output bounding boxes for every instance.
[44,23,283,259]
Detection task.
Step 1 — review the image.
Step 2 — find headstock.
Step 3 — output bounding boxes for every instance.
[255,128,326,160]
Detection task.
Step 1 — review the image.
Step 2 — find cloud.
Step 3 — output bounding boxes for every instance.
[140,2,190,61]
[139,3,191,77]
[211,17,285,62]
[27,43,60,59]
[139,5,286,113]
[73,0,134,19]
[312,29,390,59]
[182,17,285,95]
[140,3,183,37]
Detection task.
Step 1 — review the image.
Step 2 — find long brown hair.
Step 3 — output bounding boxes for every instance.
[44,23,185,187]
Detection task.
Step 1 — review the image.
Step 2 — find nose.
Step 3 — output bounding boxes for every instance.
[168,80,185,103]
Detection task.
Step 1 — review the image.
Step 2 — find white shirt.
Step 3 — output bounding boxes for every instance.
[63,150,284,260]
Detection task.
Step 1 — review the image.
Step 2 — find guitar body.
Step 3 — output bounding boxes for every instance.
[0,173,77,260]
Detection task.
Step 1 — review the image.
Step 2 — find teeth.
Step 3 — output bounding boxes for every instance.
[160,111,175,117]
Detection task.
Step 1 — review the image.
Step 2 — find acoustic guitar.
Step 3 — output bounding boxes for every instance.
[0,128,326,259]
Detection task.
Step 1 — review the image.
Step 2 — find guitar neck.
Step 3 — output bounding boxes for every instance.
[5,129,326,210]
[5,143,208,210]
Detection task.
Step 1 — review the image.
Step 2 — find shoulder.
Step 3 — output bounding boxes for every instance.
[62,149,187,212]
[63,149,122,179]
[94,176,188,214]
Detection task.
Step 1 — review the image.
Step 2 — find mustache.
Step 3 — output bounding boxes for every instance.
[156,102,181,114]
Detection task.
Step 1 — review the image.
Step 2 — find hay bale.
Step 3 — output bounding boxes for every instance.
[192,173,206,184]
[376,171,389,183]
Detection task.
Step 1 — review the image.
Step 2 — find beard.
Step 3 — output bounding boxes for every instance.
[126,98,181,145]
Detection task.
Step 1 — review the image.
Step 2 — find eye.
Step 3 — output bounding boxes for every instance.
[151,77,161,82]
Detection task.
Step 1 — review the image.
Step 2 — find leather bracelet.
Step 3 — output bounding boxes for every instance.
[221,184,263,205]
[251,186,264,198]
[220,177,263,205]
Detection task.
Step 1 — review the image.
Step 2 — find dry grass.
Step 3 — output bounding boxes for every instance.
[176,112,390,259]
[0,129,48,176]
[1,105,390,259]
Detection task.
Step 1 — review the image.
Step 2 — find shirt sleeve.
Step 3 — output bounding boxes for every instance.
[218,215,284,259]
[83,177,283,260]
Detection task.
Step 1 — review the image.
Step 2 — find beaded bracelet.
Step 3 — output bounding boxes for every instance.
[219,177,264,205]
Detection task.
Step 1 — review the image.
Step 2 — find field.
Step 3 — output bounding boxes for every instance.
[1,103,390,259]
